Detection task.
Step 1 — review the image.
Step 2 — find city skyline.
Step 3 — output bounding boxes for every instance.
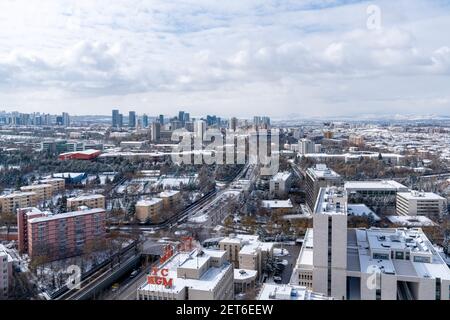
[0,0,449,117]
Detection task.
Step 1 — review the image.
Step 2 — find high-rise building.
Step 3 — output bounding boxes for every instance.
[229,117,238,131]
[62,112,70,127]
[159,114,164,125]
[17,207,106,260]
[184,112,190,124]
[129,111,136,128]
[312,187,348,299]
[305,164,342,212]
[112,109,121,128]
[194,120,206,140]
[178,111,185,125]
[151,121,161,142]
[142,114,149,128]
[299,138,316,155]
[0,244,13,299]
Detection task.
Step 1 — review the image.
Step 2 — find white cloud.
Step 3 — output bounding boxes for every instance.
[0,0,449,116]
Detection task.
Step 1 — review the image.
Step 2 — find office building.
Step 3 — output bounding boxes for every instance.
[159,114,164,125]
[345,180,409,211]
[178,111,185,125]
[112,109,122,128]
[298,139,315,155]
[305,164,342,212]
[137,248,234,300]
[194,120,206,141]
[129,111,136,128]
[142,114,149,128]
[269,172,292,197]
[397,191,448,217]
[229,117,238,132]
[292,186,450,300]
[151,121,161,142]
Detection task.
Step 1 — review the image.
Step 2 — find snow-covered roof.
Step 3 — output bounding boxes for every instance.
[262,199,293,209]
[28,208,105,223]
[345,180,408,191]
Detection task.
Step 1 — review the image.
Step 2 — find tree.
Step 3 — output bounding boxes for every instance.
[224,216,233,229]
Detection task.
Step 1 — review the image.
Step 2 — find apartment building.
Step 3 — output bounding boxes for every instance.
[0,192,38,214]
[137,249,234,300]
[67,194,106,210]
[397,191,448,217]
[291,186,450,300]
[305,164,342,212]
[39,178,65,193]
[0,244,13,299]
[17,207,106,260]
[135,198,163,223]
[20,184,53,202]
[159,190,181,209]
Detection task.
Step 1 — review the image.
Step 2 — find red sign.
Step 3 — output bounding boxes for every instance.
[147,267,173,288]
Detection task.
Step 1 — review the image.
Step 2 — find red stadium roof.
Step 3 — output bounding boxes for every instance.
[58,149,102,160]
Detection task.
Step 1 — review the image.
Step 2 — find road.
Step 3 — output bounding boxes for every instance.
[187,163,255,227]
[103,262,156,300]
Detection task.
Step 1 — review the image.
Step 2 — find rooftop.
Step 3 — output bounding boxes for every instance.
[356,228,450,280]
[314,187,347,215]
[257,284,332,300]
[307,164,341,179]
[271,172,292,182]
[397,191,445,201]
[159,190,180,198]
[262,199,293,209]
[28,207,105,223]
[67,194,105,201]
[138,249,232,294]
[387,215,437,227]
[136,198,163,206]
[347,204,381,221]
[345,180,408,191]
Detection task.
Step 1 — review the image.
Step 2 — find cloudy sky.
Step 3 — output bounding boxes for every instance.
[0,0,449,118]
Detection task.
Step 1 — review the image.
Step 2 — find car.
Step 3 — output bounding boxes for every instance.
[111,283,120,292]
[130,270,139,278]
[273,276,282,283]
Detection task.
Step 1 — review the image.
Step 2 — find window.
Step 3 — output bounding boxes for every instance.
[395,252,404,260]
[413,256,431,263]
[373,253,389,260]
